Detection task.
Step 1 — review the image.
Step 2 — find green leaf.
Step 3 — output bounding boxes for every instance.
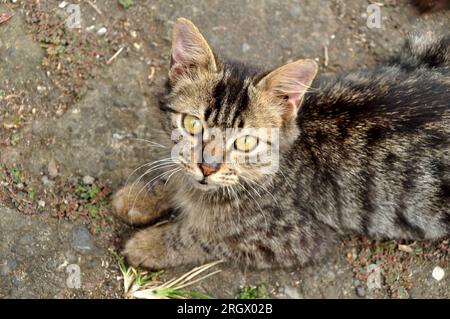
[118,0,136,10]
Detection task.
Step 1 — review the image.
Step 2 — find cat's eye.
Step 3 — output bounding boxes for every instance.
[183,115,202,135]
[234,135,258,152]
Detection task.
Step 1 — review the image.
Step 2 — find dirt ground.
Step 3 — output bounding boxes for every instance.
[0,0,449,299]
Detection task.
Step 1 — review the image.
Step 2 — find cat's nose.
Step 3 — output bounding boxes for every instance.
[199,162,220,177]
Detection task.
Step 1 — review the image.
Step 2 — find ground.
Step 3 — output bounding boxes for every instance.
[0,0,449,299]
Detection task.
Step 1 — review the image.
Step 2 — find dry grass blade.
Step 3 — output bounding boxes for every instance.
[159,260,224,289]
[111,250,222,299]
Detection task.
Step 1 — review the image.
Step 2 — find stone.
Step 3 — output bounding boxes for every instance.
[284,285,302,299]
[82,175,95,185]
[432,266,445,281]
[70,224,95,254]
[356,285,366,297]
[97,27,107,36]
[41,175,50,185]
[48,160,58,178]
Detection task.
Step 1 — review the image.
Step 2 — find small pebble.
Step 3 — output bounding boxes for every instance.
[58,1,68,8]
[133,42,142,50]
[356,285,366,297]
[283,285,302,299]
[48,159,58,178]
[38,200,46,208]
[97,27,107,36]
[41,175,50,185]
[86,25,96,32]
[16,182,24,190]
[398,244,413,253]
[82,175,95,185]
[432,266,445,281]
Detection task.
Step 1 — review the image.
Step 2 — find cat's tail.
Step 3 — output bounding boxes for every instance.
[390,32,450,71]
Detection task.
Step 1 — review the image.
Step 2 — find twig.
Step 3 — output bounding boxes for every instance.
[0,12,14,25]
[107,46,125,65]
[323,45,329,68]
[148,66,155,80]
[86,0,103,15]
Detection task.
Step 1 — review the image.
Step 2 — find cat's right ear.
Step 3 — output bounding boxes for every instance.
[169,18,217,82]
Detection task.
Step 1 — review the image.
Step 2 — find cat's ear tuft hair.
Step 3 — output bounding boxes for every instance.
[256,59,318,119]
[170,18,217,81]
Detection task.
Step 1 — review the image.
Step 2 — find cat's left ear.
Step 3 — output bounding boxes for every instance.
[256,59,318,120]
[170,18,217,81]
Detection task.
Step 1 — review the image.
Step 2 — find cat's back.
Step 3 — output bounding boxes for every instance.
[301,65,450,135]
[295,64,450,240]
[301,32,450,136]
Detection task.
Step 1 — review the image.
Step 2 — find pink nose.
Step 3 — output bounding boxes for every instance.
[199,163,219,176]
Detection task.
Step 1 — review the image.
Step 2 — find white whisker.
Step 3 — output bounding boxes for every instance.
[130,167,180,213]
[129,137,168,149]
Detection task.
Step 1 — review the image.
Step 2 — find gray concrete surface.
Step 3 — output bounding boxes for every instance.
[0,0,448,298]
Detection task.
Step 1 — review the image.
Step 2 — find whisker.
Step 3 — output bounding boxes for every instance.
[164,168,182,186]
[129,137,168,149]
[127,159,177,205]
[242,176,279,206]
[229,185,242,227]
[125,157,173,187]
[130,167,180,213]
[128,162,176,192]
[237,181,269,232]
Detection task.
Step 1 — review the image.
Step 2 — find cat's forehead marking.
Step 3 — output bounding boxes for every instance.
[205,61,259,128]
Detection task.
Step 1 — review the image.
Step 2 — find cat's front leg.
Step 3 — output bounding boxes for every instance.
[123,222,211,269]
[111,182,171,226]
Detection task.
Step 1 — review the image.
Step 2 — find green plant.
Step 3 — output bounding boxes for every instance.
[76,182,100,200]
[118,0,136,10]
[235,284,269,299]
[10,168,21,184]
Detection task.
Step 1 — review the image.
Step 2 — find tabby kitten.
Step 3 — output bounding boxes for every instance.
[112,18,450,269]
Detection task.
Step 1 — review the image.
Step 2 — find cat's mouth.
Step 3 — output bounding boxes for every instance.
[179,165,235,191]
[192,178,220,191]
[186,174,222,191]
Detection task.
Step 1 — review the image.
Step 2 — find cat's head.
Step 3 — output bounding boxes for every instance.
[161,18,317,191]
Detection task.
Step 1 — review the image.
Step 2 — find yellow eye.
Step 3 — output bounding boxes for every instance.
[235,135,258,152]
[183,115,202,135]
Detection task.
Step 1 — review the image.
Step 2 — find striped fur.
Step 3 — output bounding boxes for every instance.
[113,20,450,270]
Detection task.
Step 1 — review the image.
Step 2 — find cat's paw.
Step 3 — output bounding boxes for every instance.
[123,226,169,269]
[111,183,166,226]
